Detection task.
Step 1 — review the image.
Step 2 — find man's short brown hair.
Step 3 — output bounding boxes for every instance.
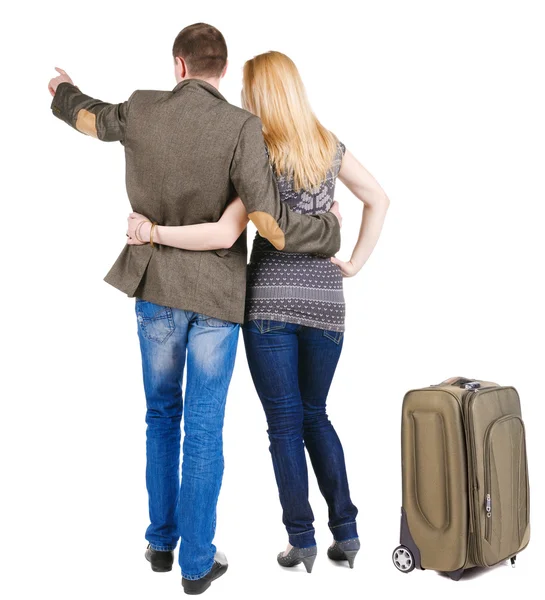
[172,23,228,79]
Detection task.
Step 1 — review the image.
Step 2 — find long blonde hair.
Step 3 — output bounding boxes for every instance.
[241,51,339,192]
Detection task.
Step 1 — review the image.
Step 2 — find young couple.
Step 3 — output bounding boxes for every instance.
[48,22,389,596]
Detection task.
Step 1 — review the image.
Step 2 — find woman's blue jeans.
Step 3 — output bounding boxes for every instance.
[242,319,358,548]
[135,299,239,580]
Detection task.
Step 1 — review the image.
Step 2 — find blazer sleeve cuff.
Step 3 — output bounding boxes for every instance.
[321,211,342,256]
[50,82,80,124]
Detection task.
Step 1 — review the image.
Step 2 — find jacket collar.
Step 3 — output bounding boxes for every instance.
[172,78,227,101]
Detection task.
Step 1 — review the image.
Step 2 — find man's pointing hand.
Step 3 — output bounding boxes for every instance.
[48,67,74,97]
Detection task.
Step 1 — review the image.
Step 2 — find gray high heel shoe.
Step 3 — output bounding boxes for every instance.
[327,538,361,568]
[277,545,317,573]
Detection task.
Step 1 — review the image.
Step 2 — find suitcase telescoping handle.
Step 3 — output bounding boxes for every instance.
[435,376,481,389]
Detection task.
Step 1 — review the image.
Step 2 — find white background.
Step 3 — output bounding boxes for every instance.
[2,1,544,598]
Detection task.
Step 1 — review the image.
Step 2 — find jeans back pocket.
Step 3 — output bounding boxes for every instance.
[252,319,287,334]
[323,329,344,344]
[136,299,175,344]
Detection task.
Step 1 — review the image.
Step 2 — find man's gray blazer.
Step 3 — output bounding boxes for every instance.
[51,78,341,323]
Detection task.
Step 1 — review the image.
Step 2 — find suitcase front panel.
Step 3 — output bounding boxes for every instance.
[402,389,468,571]
[467,387,530,566]
[484,416,529,560]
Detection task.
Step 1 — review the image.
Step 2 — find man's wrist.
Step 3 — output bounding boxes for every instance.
[324,211,342,255]
[323,210,341,229]
[50,81,78,117]
[53,81,77,96]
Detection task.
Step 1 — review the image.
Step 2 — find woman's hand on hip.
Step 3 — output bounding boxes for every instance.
[330,256,361,277]
[127,212,152,245]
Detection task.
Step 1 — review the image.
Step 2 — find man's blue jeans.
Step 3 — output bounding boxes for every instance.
[242,319,358,549]
[135,299,239,580]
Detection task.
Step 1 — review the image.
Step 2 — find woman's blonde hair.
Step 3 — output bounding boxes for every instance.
[241,51,339,192]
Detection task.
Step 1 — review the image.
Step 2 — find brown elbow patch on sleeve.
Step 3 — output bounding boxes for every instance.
[75,109,98,138]
[248,211,285,250]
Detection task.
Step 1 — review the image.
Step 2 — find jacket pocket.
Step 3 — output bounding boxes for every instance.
[136,300,175,343]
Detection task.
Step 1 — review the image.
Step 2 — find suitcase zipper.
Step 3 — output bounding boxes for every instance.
[462,389,480,563]
[483,416,496,544]
[485,493,492,541]
[464,388,497,566]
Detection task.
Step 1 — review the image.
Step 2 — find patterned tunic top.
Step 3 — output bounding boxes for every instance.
[245,141,346,332]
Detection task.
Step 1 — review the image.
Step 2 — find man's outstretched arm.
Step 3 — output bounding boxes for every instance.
[230,115,341,257]
[49,68,134,142]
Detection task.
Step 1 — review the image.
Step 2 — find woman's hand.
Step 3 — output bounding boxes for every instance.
[330,256,361,278]
[127,212,152,245]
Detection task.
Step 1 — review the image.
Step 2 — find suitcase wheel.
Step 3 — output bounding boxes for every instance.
[392,545,415,573]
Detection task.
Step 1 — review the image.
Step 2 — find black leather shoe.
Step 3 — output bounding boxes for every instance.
[145,543,174,572]
[182,557,228,595]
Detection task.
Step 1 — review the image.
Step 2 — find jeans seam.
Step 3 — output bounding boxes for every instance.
[150,544,176,551]
[182,561,214,581]
[198,314,235,327]
[289,529,315,536]
[329,521,357,529]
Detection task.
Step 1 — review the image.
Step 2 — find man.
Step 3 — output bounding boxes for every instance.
[49,23,341,595]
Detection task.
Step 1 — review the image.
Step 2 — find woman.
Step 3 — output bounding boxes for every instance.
[126,51,389,572]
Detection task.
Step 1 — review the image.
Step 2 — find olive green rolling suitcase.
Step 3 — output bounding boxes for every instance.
[393,377,530,580]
